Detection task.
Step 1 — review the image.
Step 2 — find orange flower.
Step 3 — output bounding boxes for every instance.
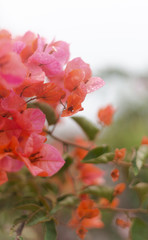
[69,198,104,239]
[73,138,90,160]
[110,198,120,208]
[64,69,85,91]
[73,138,104,186]
[116,218,131,228]
[114,183,126,196]
[77,199,99,219]
[99,198,110,207]
[99,197,119,208]
[76,225,88,240]
[98,105,115,126]
[61,93,84,117]
[81,216,104,229]
[79,163,104,186]
[114,148,126,161]
[111,168,119,182]
[37,82,66,106]
[141,136,148,145]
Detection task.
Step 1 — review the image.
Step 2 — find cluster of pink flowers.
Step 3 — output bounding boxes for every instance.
[0,30,104,185]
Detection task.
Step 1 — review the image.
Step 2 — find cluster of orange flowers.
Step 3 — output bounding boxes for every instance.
[67,106,129,239]
[69,198,104,239]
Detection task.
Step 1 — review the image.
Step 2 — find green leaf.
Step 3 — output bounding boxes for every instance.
[18,237,24,240]
[82,145,113,163]
[57,156,73,174]
[26,209,49,226]
[83,152,114,164]
[71,116,99,140]
[81,185,114,201]
[130,218,148,240]
[13,215,28,227]
[57,194,78,206]
[133,182,148,203]
[15,197,40,206]
[135,145,148,172]
[49,195,79,216]
[44,220,57,240]
[141,194,148,209]
[83,145,109,161]
[50,205,62,216]
[16,203,40,211]
[131,157,139,176]
[40,182,59,195]
[28,102,56,125]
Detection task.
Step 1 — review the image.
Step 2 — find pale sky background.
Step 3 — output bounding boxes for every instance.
[0,0,148,129]
[0,0,148,73]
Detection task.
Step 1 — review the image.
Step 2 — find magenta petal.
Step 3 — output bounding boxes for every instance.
[0,53,26,88]
[29,51,52,65]
[28,36,51,65]
[33,144,65,176]
[23,133,46,156]
[22,31,36,44]
[86,77,105,93]
[0,73,24,86]
[25,63,45,83]
[47,41,70,65]
[23,108,45,133]
[1,91,26,113]
[0,156,24,172]
[41,59,62,77]
[16,108,45,133]
[21,156,45,176]
[28,36,67,77]
[0,39,12,58]
[29,51,62,77]
[13,41,26,54]
[65,57,92,80]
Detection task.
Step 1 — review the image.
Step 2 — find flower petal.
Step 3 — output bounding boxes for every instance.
[86,77,105,93]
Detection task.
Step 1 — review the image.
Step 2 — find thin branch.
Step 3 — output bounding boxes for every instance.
[15,221,25,240]
[98,206,148,214]
[112,160,148,168]
[45,130,91,151]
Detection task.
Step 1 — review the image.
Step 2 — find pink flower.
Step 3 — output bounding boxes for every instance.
[64,57,105,93]
[0,156,24,172]
[19,133,65,177]
[0,136,24,172]
[62,58,104,116]
[15,108,45,134]
[0,53,26,88]
[17,31,37,62]
[47,40,70,66]
[28,36,69,77]
[65,57,92,81]
[1,91,26,113]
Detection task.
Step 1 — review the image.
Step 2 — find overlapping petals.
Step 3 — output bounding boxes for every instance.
[0,29,104,185]
[19,134,65,177]
[69,198,104,239]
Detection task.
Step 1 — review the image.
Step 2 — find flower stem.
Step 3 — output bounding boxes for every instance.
[15,221,25,240]
[112,160,148,168]
[98,206,148,214]
[45,130,91,151]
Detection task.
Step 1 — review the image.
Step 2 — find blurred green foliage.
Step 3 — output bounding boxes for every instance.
[98,103,148,149]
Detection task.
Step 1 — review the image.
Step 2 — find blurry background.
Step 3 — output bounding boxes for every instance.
[1,0,148,239]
